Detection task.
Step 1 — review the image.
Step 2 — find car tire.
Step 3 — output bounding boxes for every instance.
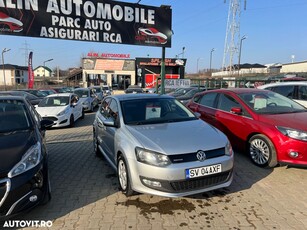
[117,155,135,196]
[41,169,51,205]
[93,131,102,158]
[249,134,277,168]
[81,109,85,119]
[69,115,74,127]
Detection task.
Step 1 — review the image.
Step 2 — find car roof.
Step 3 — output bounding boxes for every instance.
[110,93,173,101]
[257,81,307,89]
[46,93,72,97]
[199,88,269,94]
[0,90,35,97]
[0,95,27,101]
[74,87,89,91]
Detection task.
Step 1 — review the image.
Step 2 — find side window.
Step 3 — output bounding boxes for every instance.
[298,86,307,100]
[271,85,295,98]
[198,93,218,108]
[108,99,119,121]
[100,98,111,118]
[217,94,240,112]
[71,95,79,104]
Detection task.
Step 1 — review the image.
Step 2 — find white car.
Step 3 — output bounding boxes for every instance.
[257,81,307,108]
[36,93,84,127]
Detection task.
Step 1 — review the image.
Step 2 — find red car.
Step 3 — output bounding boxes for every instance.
[187,88,307,168]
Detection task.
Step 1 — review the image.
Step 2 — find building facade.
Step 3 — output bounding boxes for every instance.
[0,64,28,86]
[34,66,53,78]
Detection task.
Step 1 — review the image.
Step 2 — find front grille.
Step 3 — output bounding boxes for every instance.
[168,148,225,163]
[170,170,231,192]
[43,116,58,121]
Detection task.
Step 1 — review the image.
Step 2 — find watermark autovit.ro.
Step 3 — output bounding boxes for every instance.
[3,220,53,228]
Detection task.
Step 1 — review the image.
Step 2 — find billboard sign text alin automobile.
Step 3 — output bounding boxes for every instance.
[0,0,172,47]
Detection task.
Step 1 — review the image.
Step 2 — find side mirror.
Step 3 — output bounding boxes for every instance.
[103,119,117,128]
[230,107,242,115]
[194,112,201,118]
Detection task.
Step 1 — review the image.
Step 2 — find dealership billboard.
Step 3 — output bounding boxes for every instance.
[0,0,172,47]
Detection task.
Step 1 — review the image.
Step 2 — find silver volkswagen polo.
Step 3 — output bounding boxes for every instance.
[93,94,234,197]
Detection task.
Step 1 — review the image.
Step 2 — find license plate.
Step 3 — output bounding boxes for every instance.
[185,164,222,179]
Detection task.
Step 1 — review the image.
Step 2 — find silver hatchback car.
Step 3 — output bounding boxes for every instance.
[93,94,234,197]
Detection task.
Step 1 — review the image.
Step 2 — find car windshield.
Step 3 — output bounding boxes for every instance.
[38,96,70,107]
[0,100,31,132]
[121,98,197,125]
[74,90,89,98]
[29,90,47,98]
[94,87,101,93]
[125,88,143,94]
[239,91,307,114]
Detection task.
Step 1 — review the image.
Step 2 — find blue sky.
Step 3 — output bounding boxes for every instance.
[0,0,306,73]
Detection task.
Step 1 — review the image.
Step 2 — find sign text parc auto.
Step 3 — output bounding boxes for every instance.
[0,0,172,47]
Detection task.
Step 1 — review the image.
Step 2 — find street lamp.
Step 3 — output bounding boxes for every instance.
[197,58,204,73]
[43,58,53,85]
[2,48,11,91]
[238,35,247,76]
[209,48,215,76]
[175,47,186,59]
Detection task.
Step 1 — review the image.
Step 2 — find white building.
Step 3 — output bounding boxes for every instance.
[33,66,53,78]
[281,61,307,73]
[0,64,28,86]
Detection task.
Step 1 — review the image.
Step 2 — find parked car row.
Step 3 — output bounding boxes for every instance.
[1,80,307,220]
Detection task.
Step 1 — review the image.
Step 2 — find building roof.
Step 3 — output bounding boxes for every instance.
[0,64,28,71]
[34,65,52,73]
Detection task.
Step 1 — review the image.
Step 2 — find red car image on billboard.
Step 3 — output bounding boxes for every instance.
[136,27,168,45]
[0,12,23,32]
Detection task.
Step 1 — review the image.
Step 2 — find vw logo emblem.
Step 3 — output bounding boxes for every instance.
[196,151,206,161]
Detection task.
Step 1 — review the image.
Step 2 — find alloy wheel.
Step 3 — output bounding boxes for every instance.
[118,159,127,190]
[250,138,270,165]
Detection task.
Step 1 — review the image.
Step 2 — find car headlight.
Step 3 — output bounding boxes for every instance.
[57,108,69,116]
[277,126,307,141]
[8,142,42,178]
[135,147,171,167]
[83,101,90,105]
[225,141,233,156]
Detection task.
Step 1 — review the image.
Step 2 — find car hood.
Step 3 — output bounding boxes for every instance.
[260,112,307,131]
[126,119,227,155]
[36,106,67,116]
[0,129,36,175]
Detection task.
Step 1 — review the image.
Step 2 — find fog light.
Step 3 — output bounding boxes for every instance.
[142,179,162,187]
[29,195,38,202]
[289,151,299,158]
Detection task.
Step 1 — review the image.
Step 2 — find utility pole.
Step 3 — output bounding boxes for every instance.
[20,41,33,66]
[222,0,247,76]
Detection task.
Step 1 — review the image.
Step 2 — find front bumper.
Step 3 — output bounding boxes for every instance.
[0,164,47,219]
[127,154,234,197]
[42,114,70,128]
[82,103,92,111]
